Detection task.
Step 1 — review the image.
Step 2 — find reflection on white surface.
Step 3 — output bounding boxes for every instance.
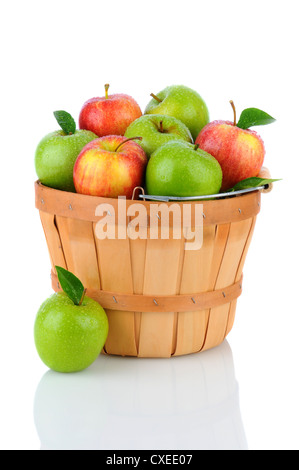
[33,340,247,450]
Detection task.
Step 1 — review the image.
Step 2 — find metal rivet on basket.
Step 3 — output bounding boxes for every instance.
[113,296,117,304]
[69,204,73,211]
[156,214,161,220]
[222,292,226,298]
[153,299,158,306]
[202,213,206,219]
[41,199,45,205]
[238,208,242,214]
[258,202,260,207]
[57,282,60,289]
[191,297,196,304]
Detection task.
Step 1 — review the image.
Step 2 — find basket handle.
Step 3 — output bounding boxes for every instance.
[132,186,145,200]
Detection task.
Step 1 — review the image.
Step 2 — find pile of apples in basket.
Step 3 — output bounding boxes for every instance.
[35,84,279,201]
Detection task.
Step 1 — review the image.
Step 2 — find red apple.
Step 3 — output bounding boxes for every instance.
[79,84,142,137]
[73,135,147,199]
[195,102,267,191]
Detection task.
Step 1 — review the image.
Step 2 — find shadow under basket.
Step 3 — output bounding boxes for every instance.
[35,170,271,358]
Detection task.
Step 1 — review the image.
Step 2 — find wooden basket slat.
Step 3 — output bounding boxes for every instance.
[202,218,253,351]
[214,219,254,290]
[129,237,148,353]
[138,237,185,358]
[39,212,67,271]
[55,216,101,289]
[194,223,231,353]
[93,236,137,357]
[173,225,216,356]
[171,241,186,355]
[235,216,257,282]
[225,215,257,336]
[208,224,231,288]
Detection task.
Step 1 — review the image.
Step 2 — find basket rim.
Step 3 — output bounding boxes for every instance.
[35,180,262,225]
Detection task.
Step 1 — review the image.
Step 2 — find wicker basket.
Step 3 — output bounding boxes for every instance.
[35,168,271,358]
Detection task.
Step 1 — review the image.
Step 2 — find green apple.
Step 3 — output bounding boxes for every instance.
[146,141,223,197]
[34,267,109,373]
[124,114,193,158]
[144,85,209,141]
[35,111,98,192]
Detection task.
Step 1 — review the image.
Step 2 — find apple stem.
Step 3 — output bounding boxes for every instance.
[194,144,199,151]
[105,84,110,99]
[230,100,237,126]
[78,288,87,306]
[150,93,162,103]
[114,136,143,152]
[159,120,164,133]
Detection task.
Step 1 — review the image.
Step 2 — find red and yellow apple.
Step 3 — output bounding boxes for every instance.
[73,135,147,199]
[79,84,142,137]
[195,102,266,191]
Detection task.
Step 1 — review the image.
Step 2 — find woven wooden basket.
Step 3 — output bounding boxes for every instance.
[35,168,271,358]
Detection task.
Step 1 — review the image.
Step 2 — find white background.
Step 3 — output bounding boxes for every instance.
[0,0,298,451]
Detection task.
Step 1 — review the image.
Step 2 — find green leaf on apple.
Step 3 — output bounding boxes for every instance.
[237,108,276,130]
[54,110,76,135]
[55,266,85,306]
[227,177,281,192]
